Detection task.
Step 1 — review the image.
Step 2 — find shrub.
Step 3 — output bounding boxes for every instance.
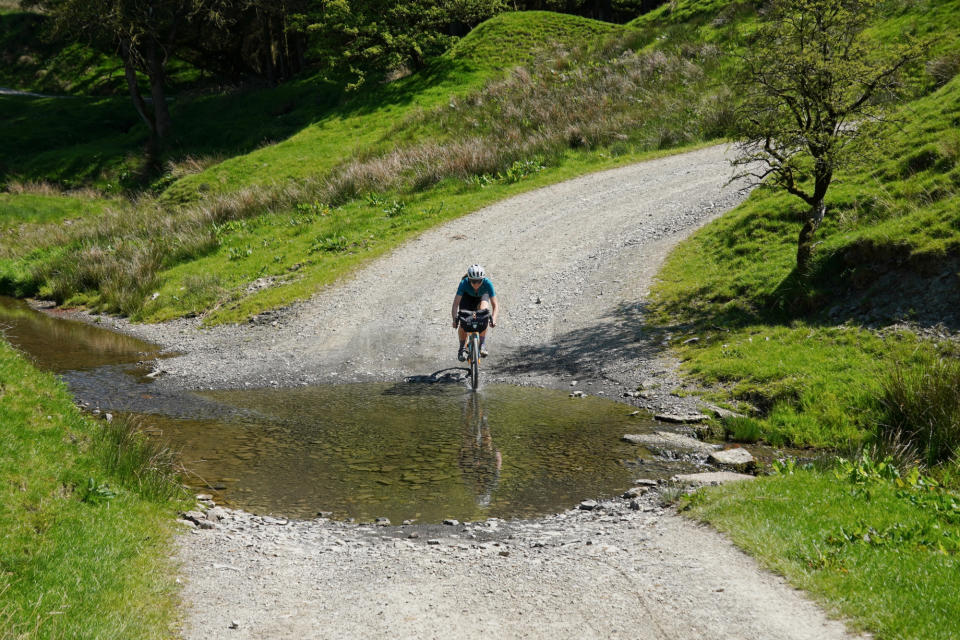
[926,52,960,88]
[875,356,960,466]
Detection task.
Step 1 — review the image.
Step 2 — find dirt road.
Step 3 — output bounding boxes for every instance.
[126,145,747,400]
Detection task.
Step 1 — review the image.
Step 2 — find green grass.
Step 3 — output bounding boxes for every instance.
[448,10,624,68]
[160,59,489,201]
[650,73,960,450]
[681,467,960,640]
[0,339,186,639]
[0,191,112,227]
[0,10,128,95]
[674,324,946,449]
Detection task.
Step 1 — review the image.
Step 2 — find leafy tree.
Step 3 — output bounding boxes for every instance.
[732,0,927,276]
[189,0,308,84]
[307,0,505,89]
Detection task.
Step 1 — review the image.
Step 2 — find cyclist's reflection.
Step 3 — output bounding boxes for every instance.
[457,393,502,507]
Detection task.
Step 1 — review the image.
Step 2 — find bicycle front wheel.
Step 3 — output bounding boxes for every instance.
[470,336,480,390]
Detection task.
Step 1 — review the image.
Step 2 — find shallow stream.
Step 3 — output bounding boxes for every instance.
[1,296,701,523]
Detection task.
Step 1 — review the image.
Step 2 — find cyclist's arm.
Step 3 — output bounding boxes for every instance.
[451,294,462,327]
[489,295,499,327]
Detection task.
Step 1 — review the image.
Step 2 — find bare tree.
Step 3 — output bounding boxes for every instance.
[732,0,927,275]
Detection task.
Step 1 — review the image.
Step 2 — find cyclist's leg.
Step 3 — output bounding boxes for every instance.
[457,295,481,361]
[457,325,467,361]
[477,295,491,357]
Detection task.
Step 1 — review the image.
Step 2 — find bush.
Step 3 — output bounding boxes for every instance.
[926,52,960,88]
[875,356,960,467]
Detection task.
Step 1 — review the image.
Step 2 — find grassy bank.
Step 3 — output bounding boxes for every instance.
[651,71,960,450]
[680,462,960,640]
[0,340,185,638]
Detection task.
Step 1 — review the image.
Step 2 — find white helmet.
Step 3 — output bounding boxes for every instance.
[467,264,485,280]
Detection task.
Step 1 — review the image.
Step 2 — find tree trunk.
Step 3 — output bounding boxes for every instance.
[121,44,159,168]
[146,40,172,144]
[796,201,825,275]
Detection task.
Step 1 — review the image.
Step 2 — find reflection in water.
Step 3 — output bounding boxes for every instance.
[458,393,501,507]
[0,296,163,372]
[132,383,677,523]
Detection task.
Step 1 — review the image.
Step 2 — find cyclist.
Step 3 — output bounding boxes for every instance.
[451,264,499,362]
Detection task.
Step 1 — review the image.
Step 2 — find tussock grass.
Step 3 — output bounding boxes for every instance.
[97,415,184,501]
[4,179,100,199]
[876,356,960,467]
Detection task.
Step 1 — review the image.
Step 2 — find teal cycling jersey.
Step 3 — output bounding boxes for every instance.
[456,277,495,299]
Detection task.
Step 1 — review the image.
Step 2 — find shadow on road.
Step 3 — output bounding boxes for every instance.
[493,302,686,380]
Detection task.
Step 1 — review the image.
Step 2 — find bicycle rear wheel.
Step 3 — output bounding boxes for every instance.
[469,335,480,390]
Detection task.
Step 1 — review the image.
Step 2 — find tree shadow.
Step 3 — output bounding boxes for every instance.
[492,302,689,380]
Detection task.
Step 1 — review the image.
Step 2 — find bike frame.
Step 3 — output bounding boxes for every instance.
[467,332,481,390]
[459,308,489,391]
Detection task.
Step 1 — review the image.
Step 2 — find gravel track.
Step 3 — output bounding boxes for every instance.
[108,144,867,639]
[179,492,866,640]
[120,145,749,404]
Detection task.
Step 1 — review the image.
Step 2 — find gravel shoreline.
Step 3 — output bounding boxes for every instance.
[178,488,865,640]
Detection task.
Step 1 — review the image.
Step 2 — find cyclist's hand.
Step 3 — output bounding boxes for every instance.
[451,319,458,329]
[490,318,497,328]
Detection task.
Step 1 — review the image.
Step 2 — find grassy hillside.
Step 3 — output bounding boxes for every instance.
[0,10,737,323]
[642,8,960,638]
[652,72,960,449]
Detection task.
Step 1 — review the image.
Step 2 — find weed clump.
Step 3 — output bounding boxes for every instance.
[875,356,960,467]
[96,415,185,502]
[723,415,763,443]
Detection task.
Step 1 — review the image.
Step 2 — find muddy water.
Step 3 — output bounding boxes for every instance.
[0,296,163,371]
[0,297,694,523]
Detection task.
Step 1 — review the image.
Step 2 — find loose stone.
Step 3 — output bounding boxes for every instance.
[671,471,757,487]
[622,486,650,499]
[654,412,710,424]
[708,447,756,472]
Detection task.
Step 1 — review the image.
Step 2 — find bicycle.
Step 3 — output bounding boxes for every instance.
[457,308,491,391]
